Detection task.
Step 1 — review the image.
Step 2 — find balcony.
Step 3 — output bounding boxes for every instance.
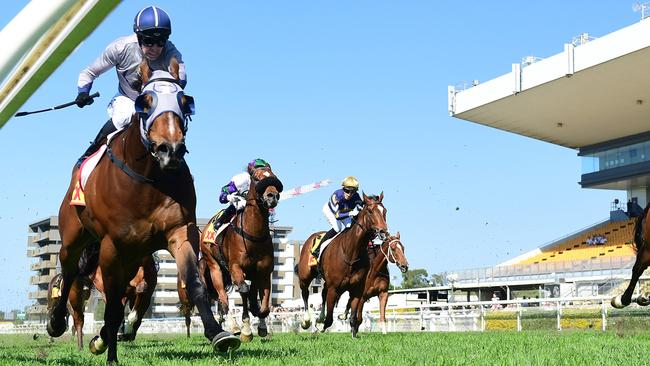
[27,244,61,257]
[30,260,57,271]
[26,304,47,314]
[28,290,49,299]
[29,274,54,285]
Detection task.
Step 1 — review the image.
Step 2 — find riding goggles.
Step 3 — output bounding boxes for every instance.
[140,36,167,47]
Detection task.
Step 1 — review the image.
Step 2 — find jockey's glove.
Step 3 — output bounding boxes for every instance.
[349,208,359,217]
[75,92,94,108]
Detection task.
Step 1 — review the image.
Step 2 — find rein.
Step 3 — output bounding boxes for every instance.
[106,136,155,184]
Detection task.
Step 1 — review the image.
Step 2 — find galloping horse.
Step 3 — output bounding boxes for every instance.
[612,204,650,308]
[338,232,409,334]
[297,193,388,337]
[48,253,157,350]
[200,165,282,342]
[46,61,239,364]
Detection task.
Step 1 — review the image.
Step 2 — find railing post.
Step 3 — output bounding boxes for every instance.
[480,305,485,331]
[601,299,607,332]
[556,300,562,331]
[517,302,522,332]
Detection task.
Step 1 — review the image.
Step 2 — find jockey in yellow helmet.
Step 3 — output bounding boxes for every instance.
[310,176,363,263]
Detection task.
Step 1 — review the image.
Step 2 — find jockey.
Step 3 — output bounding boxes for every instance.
[75,6,186,164]
[311,176,363,260]
[215,159,271,227]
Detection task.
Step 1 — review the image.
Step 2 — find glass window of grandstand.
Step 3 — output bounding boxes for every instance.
[582,141,650,174]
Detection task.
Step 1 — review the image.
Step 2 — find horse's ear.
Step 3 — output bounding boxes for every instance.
[169,57,180,81]
[363,192,369,203]
[396,231,400,238]
[140,60,152,86]
[379,191,384,202]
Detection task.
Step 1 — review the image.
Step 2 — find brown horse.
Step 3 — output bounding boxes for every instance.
[46,61,239,364]
[49,253,157,350]
[297,193,388,337]
[200,165,282,342]
[338,232,409,334]
[612,204,650,308]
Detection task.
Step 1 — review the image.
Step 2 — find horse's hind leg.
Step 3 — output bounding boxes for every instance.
[338,298,351,321]
[612,249,650,308]
[125,257,157,341]
[68,277,86,351]
[48,199,92,337]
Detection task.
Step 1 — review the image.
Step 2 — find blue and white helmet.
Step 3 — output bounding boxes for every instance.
[133,6,172,38]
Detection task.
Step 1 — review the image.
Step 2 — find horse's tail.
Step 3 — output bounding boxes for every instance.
[78,241,100,277]
[633,203,650,253]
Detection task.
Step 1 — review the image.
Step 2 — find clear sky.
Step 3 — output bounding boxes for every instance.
[0,1,636,312]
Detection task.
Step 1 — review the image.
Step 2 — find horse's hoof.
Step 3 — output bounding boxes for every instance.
[611,295,626,309]
[46,317,67,338]
[211,332,241,353]
[638,295,650,306]
[89,335,107,355]
[119,333,135,342]
[258,326,268,338]
[127,310,138,325]
[240,332,253,343]
[337,314,347,321]
[300,320,311,330]
[316,323,325,332]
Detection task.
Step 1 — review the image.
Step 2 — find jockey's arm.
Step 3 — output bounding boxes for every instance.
[219,182,236,204]
[77,40,121,94]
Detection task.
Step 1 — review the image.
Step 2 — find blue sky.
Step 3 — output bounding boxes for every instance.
[0,1,636,312]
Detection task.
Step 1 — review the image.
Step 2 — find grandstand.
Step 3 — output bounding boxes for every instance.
[433,16,650,305]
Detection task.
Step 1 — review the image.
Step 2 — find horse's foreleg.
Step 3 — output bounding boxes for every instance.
[230,263,248,294]
[349,294,363,338]
[378,290,389,334]
[256,280,271,337]
[613,250,650,308]
[240,293,253,342]
[205,259,230,316]
[168,224,239,353]
[323,287,339,331]
[48,239,89,338]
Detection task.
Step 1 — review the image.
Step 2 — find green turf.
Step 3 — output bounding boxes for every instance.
[1,330,649,365]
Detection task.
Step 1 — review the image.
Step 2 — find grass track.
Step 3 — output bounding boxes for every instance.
[1,330,649,365]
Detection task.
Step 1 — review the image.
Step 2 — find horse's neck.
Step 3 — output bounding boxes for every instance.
[370,248,389,274]
[240,191,269,238]
[338,219,370,259]
[114,118,156,176]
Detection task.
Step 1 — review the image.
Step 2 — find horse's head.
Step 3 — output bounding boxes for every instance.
[250,165,283,209]
[381,231,409,273]
[357,192,388,240]
[134,59,195,170]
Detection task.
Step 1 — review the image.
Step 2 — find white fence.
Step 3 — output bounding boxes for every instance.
[2,296,646,335]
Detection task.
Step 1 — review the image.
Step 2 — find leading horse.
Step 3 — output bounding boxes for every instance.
[46,60,240,364]
[339,232,409,334]
[297,193,388,337]
[199,165,283,342]
[612,204,650,308]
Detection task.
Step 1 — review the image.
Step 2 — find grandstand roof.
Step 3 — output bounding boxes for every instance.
[449,19,650,150]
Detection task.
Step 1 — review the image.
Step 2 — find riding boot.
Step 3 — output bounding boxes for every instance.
[313,229,337,258]
[77,119,117,166]
[216,205,237,228]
